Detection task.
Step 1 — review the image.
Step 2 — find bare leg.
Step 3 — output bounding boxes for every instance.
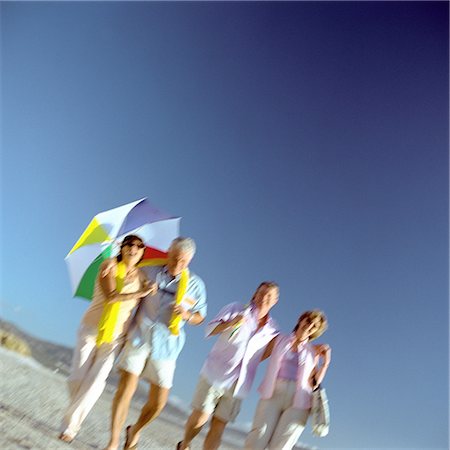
[125,383,170,448]
[203,415,227,450]
[178,409,211,450]
[104,370,139,450]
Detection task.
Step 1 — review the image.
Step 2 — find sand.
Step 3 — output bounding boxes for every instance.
[0,347,239,450]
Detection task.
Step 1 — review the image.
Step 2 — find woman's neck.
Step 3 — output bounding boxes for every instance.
[293,334,309,349]
[118,258,136,274]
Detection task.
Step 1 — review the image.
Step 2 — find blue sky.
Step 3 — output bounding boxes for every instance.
[1,2,448,449]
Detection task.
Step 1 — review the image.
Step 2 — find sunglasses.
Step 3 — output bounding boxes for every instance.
[124,241,145,249]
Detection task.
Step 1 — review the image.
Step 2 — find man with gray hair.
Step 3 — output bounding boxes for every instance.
[105,237,207,450]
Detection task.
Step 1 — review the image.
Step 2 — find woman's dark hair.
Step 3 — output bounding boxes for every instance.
[116,234,145,264]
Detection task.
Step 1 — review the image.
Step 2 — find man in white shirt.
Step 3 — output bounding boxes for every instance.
[177,281,279,450]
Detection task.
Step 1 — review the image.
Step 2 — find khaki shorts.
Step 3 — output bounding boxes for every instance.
[117,340,176,389]
[192,376,242,423]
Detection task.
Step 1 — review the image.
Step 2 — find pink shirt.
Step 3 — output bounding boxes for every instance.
[200,302,279,399]
[258,333,317,409]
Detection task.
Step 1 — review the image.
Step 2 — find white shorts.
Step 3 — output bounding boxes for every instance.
[191,376,242,423]
[117,340,176,389]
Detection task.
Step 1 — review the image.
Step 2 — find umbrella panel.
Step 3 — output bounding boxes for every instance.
[75,245,113,300]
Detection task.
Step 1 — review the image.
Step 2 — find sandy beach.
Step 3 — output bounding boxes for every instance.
[0,347,240,450]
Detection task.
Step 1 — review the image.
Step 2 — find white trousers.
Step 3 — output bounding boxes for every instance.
[60,324,123,438]
[244,379,310,450]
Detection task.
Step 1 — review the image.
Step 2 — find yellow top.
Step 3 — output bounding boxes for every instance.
[82,261,141,345]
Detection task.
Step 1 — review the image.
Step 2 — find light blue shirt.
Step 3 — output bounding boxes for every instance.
[130,266,207,360]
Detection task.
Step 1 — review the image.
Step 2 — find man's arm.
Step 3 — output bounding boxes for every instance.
[203,302,246,336]
[260,336,278,361]
[208,314,244,335]
[172,304,205,325]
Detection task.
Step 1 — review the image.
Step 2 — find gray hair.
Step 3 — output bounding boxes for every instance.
[170,237,196,256]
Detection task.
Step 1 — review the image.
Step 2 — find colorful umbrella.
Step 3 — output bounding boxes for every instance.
[65,198,180,300]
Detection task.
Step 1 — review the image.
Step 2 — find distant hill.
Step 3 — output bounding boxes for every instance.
[0,318,73,375]
[0,325,31,356]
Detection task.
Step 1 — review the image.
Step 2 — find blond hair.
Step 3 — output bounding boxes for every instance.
[293,310,328,341]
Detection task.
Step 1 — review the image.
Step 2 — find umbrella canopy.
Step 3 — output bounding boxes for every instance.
[65,198,180,300]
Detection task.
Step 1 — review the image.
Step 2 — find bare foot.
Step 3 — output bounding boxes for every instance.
[58,433,74,444]
[103,437,120,450]
[124,425,140,449]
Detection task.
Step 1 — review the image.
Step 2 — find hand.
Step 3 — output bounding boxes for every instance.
[101,259,116,277]
[314,344,331,365]
[309,370,319,390]
[140,281,157,297]
[228,314,245,328]
[172,304,190,320]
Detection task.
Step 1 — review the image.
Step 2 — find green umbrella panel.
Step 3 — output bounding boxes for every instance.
[75,245,113,300]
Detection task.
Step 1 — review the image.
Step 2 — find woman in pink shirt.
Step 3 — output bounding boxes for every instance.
[245,310,331,450]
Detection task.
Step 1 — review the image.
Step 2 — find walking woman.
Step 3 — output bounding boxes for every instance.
[59,234,155,443]
[245,310,331,450]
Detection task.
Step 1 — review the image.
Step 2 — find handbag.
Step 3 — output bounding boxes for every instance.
[311,385,330,437]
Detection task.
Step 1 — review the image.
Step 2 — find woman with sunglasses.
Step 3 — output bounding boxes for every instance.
[59,234,155,443]
[245,310,331,450]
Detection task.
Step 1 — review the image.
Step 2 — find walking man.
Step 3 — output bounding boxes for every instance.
[105,237,207,450]
[177,281,279,450]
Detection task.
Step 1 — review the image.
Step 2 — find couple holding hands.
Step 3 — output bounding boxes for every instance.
[59,235,331,450]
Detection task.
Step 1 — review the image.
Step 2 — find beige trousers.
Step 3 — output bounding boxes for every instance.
[60,324,123,438]
[245,379,310,450]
